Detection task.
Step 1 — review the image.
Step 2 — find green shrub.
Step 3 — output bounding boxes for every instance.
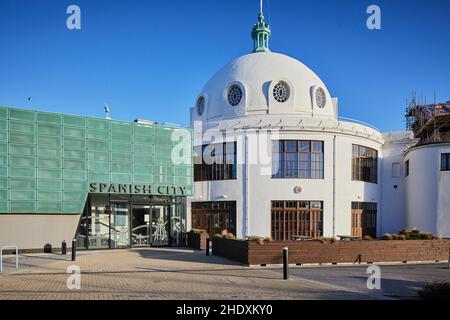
[418,282,450,300]
[189,229,207,235]
[383,234,393,240]
[420,233,433,240]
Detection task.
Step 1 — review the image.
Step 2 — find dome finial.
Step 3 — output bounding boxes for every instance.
[252,0,271,53]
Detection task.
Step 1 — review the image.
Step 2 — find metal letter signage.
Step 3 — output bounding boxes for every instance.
[89,183,186,196]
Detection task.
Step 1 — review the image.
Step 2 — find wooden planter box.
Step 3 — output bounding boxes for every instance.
[212,237,450,266]
[187,232,208,250]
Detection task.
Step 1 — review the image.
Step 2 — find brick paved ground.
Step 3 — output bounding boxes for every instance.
[0,248,447,300]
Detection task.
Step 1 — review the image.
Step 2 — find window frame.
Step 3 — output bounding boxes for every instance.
[351,144,378,184]
[194,142,237,182]
[441,153,450,171]
[272,140,324,180]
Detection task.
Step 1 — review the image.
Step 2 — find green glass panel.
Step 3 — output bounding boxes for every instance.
[112,121,131,132]
[174,176,191,185]
[37,112,62,124]
[38,191,62,201]
[37,146,61,158]
[9,120,36,134]
[87,129,110,140]
[0,166,7,177]
[37,158,61,169]
[111,173,132,183]
[63,115,86,127]
[10,178,35,189]
[37,123,61,136]
[9,109,35,122]
[155,136,172,145]
[154,156,172,165]
[0,178,7,188]
[63,202,82,213]
[10,144,36,156]
[111,131,132,142]
[0,143,7,154]
[155,145,172,155]
[88,161,110,171]
[64,159,85,170]
[87,151,110,161]
[134,144,153,155]
[0,120,8,130]
[0,155,7,166]
[38,202,62,212]
[0,190,7,201]
[134,134,154,145]
[37,168,62,179]
[64,149,85,159]
[64,181,87,191]
[89,171,110,181]
[154,175,174,185]
[9,167,35,178]
[9,133,35,145]
[63,137,85,149]
[133,174,153,183]
[37,179,62,191]
[63,170,87,181]
[63,192,85,202]
[133,154,153,164]
[154,165,173,176]
[111,163,132,173]
[9,155,35,167]
[10,201,36,212]
[87,118,110,130]
[112,152,132,163]
[0,202,9,212]
[134,164,153,174]
[112,142,132,153]
[174,166,191,176]
[37,135,62,147]
[63,127,85,138]
[0,131,7,142]
[87,140,110,152]
[0,108,8,118]
[134,125,154,135]
[10,190,35,201]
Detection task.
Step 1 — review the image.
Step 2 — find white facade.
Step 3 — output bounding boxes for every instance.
[187,33,450,239]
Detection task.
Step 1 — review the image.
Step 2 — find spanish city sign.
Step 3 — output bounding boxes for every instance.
[89,183,187,196]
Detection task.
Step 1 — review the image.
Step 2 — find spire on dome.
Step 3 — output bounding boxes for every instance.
[251,0,271,53]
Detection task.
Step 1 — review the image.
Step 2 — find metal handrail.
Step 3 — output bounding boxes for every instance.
[0,246,19,273]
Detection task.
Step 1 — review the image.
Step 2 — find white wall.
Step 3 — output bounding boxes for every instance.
[192,128,383,239]
[405,143,450,237]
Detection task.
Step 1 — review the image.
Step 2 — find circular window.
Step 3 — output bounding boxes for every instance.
[196,96,205,116]
[273,81,290,103]
[315,87,326,108]
[227,85,243,106]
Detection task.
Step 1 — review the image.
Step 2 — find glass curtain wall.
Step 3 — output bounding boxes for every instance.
[76,194,186,249]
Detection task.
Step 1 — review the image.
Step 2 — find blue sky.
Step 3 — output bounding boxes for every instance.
[0,0,449,131]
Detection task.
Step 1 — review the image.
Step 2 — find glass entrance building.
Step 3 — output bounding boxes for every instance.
[0,106,193,251]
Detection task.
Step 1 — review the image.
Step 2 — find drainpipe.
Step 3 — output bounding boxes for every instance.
[244,133,249,238]
[333,135,336,238]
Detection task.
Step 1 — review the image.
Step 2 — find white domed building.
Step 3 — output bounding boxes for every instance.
[187,6,450,240]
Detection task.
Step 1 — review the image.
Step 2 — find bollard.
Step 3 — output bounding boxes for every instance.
[62,240,67,255]
[283,246,289,280]
[71,238,77,261]
[448,248,450,270]
[206,237,210,256]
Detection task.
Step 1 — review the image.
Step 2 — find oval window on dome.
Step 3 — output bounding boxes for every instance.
[196,96,205,116]
[315,87,326,108]
[273,81,290,103]
[227,85,243,107]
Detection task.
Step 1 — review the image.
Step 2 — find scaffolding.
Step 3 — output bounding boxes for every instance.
[405,95,450,146]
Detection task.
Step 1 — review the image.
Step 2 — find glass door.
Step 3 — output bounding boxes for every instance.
[131,204,151,247]
[110,202,131,248]
[150,204,170,246]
